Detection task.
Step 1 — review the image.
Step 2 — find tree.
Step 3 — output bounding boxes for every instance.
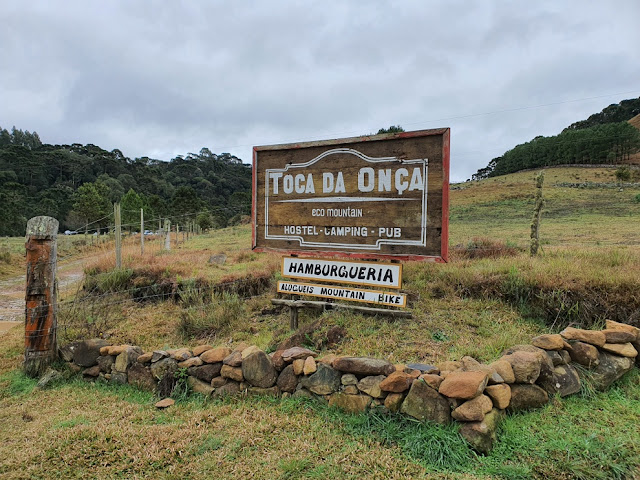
[72,182,111,231]
[120,188,144,232]
[377,125,405,134]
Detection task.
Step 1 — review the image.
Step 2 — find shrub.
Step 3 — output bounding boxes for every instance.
[178,291,246,339]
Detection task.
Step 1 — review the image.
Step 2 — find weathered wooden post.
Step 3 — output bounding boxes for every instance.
[24,216,59,377]
[530,172,545,256]
[114,202,122,268]
[164,219,171,251]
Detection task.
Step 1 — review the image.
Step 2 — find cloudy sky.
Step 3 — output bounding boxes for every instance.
[2,1,639,182]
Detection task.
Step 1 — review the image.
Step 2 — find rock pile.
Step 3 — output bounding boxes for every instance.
[58,320,638,454]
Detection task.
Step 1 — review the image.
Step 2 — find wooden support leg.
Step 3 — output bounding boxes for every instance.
[290,306,299,330]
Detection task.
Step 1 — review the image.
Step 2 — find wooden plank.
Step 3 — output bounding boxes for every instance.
[271,298,412,319]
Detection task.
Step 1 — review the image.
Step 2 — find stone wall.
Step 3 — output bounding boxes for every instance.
[58,320,639,454]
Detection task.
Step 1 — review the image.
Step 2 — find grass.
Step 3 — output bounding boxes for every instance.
[1,165,640,478]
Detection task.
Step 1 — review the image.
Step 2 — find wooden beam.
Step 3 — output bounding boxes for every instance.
[271,299,412,319]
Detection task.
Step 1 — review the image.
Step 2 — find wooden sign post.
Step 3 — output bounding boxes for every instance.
[24,216,59,377]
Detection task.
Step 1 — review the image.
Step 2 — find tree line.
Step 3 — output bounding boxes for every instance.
[473,97,640,180]
[0,132,252,236]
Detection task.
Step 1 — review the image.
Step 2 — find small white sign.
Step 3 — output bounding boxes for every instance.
[277,281,406,307]
[282,257,402,289]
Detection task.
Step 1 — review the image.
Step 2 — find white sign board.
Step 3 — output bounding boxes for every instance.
[277,281,406,307]
[281,257,402,289]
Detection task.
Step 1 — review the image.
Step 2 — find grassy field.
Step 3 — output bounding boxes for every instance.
[1,165,639,479]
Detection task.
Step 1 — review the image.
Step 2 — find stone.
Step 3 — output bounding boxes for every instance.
[600,343,637,358]
[156,372,177,398]
[188,376,214,396]
[438,371,488,399]
[568,341,600,368]
[208,254,227,265]
[211,376,227,388]
[406,369,421,379]
[460,361,504,385]
[436,361,461,373]
[151,350,169,363]
[59,341,83,362]
[559,350,571,364]
[300,363,341,395]
[110,372,127,385]
[460,356,481,370]
[221,365,244,382]
[178,356,203,369]
[329,393,372,413]
[114,346,143,373]
[73,338,109,367]
[222,350,242,367]
[192,345,213,356]
[97,354,115,373]
[379,371,414,393]
[281,347,318,363]
[150,357,178,380]
[589,352,635,390]
[276,365,298,393]
[400,379,451,425]
[317,354,337,367]
[341,374,358,385]
[248,386,280,397]
[459,409,504,455]
[241,345,262,359]
[82,365,101,377]
[333,357,395,376]
[107,344,131,356]
[137,352,153,364]
[489,360,515,384]
[560,327,606,347]
[502,351,541,384]
[201,347,232,363]
[242,351,278,388]
[170,347,192,361]
[271,350,286,370]
[342,385,359,395]
[98,345,111,356]
[546,351,564,366]
[303,356,317,375]
[531,334,564,350]
[384,393,405,412]
[602,329,636,344]
[484,384,511,409]
[537,364,581,397]
[508,384,548,411]
[452,394,493,422]
[187,363,222,383]
[357,375,387,398]
[292,359,305,376]
[127,363,156,392]
[605,320,639,340]
[420,374,444,390]
[502,345,554,383]
[326,325,347,347]
[406,363,439,374]
[155,398,175,409]
[213,381,240,397]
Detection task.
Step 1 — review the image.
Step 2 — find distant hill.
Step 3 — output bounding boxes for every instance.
[0,127,252,236]
[473,97,640,180]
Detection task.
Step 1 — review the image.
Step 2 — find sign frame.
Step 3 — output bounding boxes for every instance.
[252,128,450,262]
[277,280,407,308]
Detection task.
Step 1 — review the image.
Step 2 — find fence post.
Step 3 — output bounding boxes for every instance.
[164,219,171,251]
[140,208,144,255]
[24,216,59,377]
[114,203,122,268]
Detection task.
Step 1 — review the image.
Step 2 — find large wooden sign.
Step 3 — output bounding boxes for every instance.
[252,128,449,261]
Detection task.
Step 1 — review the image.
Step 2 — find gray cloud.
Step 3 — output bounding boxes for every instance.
[1,0,639,181]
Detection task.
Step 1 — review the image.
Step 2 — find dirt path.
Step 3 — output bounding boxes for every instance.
[0,258,87,334]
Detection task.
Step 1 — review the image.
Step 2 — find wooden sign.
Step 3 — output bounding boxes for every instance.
[252,128,449,261]
[277,281,406,307]
[282,257,402,289]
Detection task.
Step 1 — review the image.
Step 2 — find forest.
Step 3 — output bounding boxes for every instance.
[473,97,640,180]
[0,127,252,236]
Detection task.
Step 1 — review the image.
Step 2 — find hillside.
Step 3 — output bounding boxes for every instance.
[473,97,640,179]
[0,128,252,236]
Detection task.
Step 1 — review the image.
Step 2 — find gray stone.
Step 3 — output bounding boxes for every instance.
[276,365,298,393]
[300,363,341,395]
[150,357,178,380]
[356,375,387,398]
[329,393,372,413]
[151,350,169,363]
[223,350,243,367]
[400,379,451,425]
[187,363,222,383]
[212,381,240,397]
[459,409,504,455]
[58,341,82,362]
[537,364,581,397]
[73,338,109,367]
[242,351,278,388]
[508,384,548,411]
[247,386,280,397]
[110,371,128,385]
[341,373,358,385]
[589,352,635,390]
[333,357,395,376]
[281,347,318,363]
[127,363,156,392]
[36,368,62,389]
[546,351,564,367]
[97,354,115,373]
[406,362,439,374]
[114,346,142,373]
[568,341,600,368]
[208,254,227,265]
